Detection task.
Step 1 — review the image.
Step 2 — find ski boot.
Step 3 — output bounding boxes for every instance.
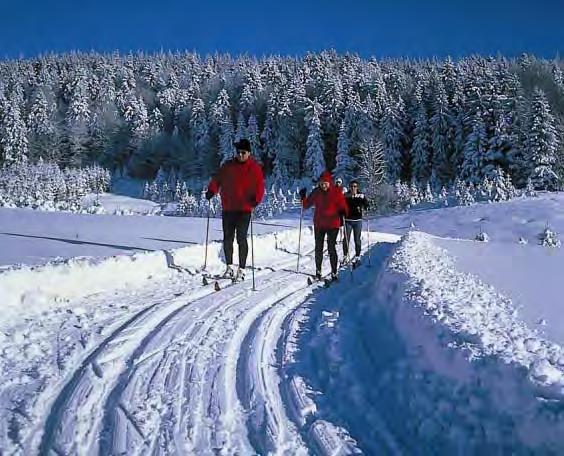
[222,265,235,279]
[233,267,246,282]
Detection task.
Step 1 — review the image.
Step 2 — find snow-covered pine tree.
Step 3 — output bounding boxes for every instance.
[246,114,261,161]
[211,89,234,165]
[411,105,432,183]
[430,80,452,185]
[0,93,29,165]
[461,115,487,185]
[189,97,210,178]
[489,167,515,202]
[334,118,356,182]
[359,138,385,207]
[525,89,559,191]
[65,75,91,167]
[27,87,56,162]
[381,97,406,183]
[303,99,326,181]
[235,111,247,142]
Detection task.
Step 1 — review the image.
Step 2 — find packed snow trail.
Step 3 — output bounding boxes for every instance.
[36,240,318,455]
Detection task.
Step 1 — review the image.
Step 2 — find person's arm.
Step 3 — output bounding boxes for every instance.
[207,165,224,197]
[302,189,317,209]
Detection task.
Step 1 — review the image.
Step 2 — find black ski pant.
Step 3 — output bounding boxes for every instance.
[314,228,339,274]
[343,219,362,258]
[222,211,251,268]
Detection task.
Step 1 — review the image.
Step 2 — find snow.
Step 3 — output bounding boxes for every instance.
[435,237,564,346]
[0,206,301,267]
[2,192,564,453]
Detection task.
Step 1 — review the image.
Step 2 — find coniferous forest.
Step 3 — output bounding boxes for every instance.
[0,51,562,193]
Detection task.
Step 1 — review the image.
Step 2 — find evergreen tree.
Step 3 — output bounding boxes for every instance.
[461,115,487,184]
[235,111,247,142]
[304,100,326,180]
[381,97,406,183]
[189,97,210,177]
[211,89,234,165]
[526,89,559,190]
[411,105,432,183]
[334,118,356,181]
[430,80,452,184]
[0,95,28,165]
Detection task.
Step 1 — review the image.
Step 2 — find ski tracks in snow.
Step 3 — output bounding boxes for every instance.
[38,249,319,455]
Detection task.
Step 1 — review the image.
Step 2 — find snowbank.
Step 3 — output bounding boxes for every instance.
[378,231,564,450]
[0,228,310,330]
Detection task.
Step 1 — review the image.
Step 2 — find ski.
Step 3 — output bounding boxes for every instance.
[306,272,332,286]
[324,275,339,288]
[202,273,233,287]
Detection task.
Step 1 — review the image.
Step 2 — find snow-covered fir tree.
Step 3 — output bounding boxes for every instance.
[303,100,326,181]
[461,115,487,184]
[381,97,406,183]
[411,105,432,184]
[0,94,29,165]
[334,118,356,182]
[525,89,559,190]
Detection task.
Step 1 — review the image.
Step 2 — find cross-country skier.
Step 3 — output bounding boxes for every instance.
[300,171,348,281]
[206,138,265,281]
[343,179,369,265]
[335,177,347,193]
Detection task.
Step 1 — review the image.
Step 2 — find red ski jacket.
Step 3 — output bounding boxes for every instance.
[207,157,265,213]
[303,185,348,230]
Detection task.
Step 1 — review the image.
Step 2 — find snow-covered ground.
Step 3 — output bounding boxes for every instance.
[2,192,564,454]
[0,205,300,268]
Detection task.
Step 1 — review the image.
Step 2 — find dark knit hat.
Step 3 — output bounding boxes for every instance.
[233,138,251,152]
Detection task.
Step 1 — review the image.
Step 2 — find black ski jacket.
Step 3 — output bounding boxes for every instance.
[344,192,369,221]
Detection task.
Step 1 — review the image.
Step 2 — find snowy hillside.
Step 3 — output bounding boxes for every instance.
[2,193,564,453]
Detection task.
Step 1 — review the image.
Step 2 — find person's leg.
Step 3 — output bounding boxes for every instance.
[327,228,339,274]
[343,222,353,258]
[314,229,326,275]
[353,220,362,257]
[235,212,251,268]
[222,212,236,266]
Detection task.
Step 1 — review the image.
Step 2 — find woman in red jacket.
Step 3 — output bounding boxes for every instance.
[300,171,348,281]
[206,139,265,281]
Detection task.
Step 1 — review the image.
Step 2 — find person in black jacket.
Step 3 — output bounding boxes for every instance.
[343,180,369,264]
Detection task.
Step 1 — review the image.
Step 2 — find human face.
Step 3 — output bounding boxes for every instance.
[235,149,250,162]
[319,181,330,192]
[350,183,358,195]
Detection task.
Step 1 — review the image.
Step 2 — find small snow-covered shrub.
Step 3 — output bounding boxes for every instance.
[475,231,489,242]
[538,227,561,247]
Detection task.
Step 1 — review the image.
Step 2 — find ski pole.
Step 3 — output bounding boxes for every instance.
[296,205,304,272]
[366,216,372,267]
[250,209,256,291]
[203,199,211,271]
[342,217,353,281]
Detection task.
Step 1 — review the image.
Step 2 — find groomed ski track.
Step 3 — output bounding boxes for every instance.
[36,244,331,455]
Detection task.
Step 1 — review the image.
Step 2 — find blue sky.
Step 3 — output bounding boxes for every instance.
[0,0,562,59]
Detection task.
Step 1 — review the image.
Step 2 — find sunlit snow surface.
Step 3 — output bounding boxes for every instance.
[2,192,564,454]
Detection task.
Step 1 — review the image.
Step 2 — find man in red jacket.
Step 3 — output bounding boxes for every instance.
[206,138,265,281]
[300,171,348,281]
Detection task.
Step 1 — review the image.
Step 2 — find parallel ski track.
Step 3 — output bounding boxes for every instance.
[101,266,319,455]
[38,246,315,455]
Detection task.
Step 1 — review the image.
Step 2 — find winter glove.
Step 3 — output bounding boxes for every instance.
[205,190,214,200]
[299,188,307,199]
